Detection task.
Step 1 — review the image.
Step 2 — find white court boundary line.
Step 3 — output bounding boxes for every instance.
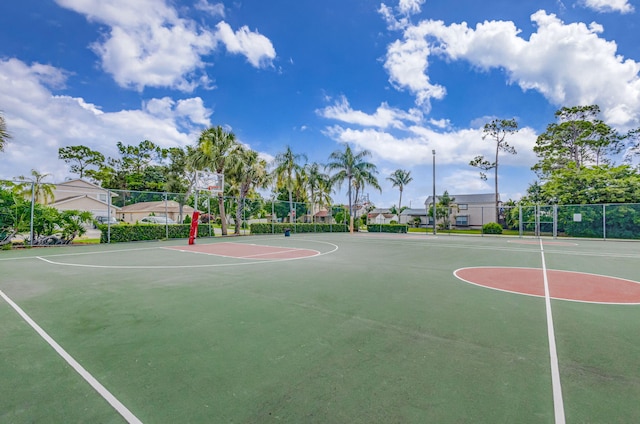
[0,289,143,424]
[539,239,566,424]
[33,239,338,269]
[164,241,321,260]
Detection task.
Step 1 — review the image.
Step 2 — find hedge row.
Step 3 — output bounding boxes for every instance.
[366,224,408,233]
[99,223,208,243]
[250,223,349,234]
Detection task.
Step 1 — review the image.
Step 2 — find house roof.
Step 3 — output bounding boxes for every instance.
[400,208,427,216]
[54,178,118,198]
[49,195,122,210]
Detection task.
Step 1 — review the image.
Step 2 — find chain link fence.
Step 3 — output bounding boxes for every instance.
[2,179,640,244]
[0,179,352,245]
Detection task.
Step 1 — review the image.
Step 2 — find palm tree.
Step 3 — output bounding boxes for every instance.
[0,112,11,152]
[387,169,413,211]
[16,169,55,204]
[272,145,307,223]
[304,162,330,222]
[189,126,241,235]
[352,165,381,221]
[325,144,378,231]
[228,147,271,234]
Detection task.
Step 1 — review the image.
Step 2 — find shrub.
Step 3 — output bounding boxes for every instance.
[366,224,408,233]
[482,222,503,234]
[250,223,349,234]
[100,223,191,243]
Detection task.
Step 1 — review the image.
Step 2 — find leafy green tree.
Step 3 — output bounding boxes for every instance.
[438,190,456,229]
[116,140,162,174]
[533,105,623,179]
[427,203,448,227]
[97,140,164,192]
[58,145,105,179]
[625,127,640,161]
[273,145,307,223]
[0,111,11,152]
[387,169,413,211]
[540,164,640,204]
[470,118,518,222]
[326,145,378,230]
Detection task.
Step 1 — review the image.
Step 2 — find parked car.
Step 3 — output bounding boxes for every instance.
[140,216,176,224]
[94,215,119,228]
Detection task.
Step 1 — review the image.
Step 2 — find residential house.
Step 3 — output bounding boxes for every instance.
[367,208,399,224]
[424,193,500,229]
[399,208,429,227]
[118,200,196,224]
[49,179,120,218]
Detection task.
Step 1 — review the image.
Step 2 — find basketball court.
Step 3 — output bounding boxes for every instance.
[1,233,640,423]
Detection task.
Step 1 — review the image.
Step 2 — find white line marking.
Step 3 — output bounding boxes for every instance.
[539,239,566,424]
[35,240,339,269]
[0,289,143,424]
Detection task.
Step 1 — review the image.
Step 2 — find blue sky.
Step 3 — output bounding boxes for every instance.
[1,0,639,208]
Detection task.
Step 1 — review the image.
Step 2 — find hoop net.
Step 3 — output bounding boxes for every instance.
[195,171,224,195]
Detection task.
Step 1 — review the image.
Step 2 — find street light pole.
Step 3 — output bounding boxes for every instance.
[432,149,436,235]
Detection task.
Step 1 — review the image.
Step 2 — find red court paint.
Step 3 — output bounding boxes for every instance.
[167,242,318,260]
[454,267,640,304]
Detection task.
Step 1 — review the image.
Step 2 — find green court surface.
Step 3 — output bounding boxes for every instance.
[1,234,640,423]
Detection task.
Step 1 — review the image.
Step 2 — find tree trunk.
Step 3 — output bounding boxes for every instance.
[218,194,228,235]
[495,153,500,223]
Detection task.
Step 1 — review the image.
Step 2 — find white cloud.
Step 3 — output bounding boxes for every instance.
[429,118,451,129]
[214,22,276,68]
[379,0,425,30]
[581,0,634,13]
[195,0,225,18]
[398,0,426,16]
[323,123,537,168]
[0,59,212,181]
[317,96,423,129]
[383,9,640,128]
[442,170,491,193]
[54,0,275,91]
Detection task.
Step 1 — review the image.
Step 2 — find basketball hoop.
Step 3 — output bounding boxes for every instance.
[196,171,224,195]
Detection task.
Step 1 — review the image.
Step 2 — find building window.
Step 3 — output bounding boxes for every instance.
[458,204,468,210]
[98,193,107,202]
[456,215,469,226]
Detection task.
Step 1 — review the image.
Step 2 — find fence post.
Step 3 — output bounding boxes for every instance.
[29,182,35,247]
[519,205,523,238]
[603,204,607,241]
[481,206,484,236]
[208,197,212,237]
[108,189,112,243]
[553,205,558,239]
[271,200,275,234]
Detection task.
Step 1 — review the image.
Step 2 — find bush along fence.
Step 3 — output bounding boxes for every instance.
[366,224,408,234]
[99,223,212,243]
[250,223,349,235]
